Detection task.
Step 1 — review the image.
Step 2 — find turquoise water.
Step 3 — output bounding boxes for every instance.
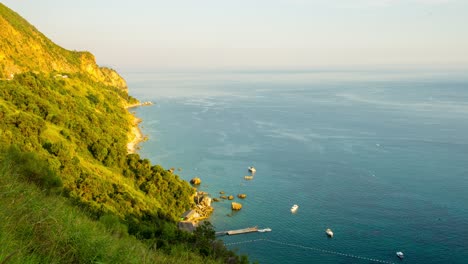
[125,71,468,264]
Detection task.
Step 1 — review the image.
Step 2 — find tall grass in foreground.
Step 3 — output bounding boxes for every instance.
[0,152,221,264]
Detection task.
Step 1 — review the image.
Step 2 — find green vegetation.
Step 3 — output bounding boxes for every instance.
[0,3,127,88]
[0,148,226,264]
[0,3,249,263]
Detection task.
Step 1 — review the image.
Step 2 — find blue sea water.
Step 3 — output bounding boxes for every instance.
[124,71,468,264]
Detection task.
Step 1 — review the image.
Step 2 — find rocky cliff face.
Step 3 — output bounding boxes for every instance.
[79,52,127,88]
[0,3,126,89]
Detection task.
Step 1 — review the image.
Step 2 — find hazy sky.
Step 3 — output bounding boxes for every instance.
[2,0,468,71]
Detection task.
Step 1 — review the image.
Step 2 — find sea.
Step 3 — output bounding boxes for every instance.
[124,70,468,264]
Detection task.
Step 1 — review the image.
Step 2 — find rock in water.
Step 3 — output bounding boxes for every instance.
[190,177,201,185]
[231,202,242,210]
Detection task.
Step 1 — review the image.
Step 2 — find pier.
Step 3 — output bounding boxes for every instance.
[216,226,259,236]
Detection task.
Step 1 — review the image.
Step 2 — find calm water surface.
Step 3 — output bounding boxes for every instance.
[125,71,468,264]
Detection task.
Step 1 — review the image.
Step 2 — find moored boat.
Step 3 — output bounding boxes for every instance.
[325,228,334,237]
[291,204,299,213]
[396,251,404,259]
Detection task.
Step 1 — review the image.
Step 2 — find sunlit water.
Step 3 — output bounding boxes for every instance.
[125,71,468,264]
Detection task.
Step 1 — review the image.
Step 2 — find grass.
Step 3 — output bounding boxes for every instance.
[0,155,221,264]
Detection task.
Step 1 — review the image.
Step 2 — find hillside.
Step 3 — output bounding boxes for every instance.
[0,3,126,89]
[0,0,194,226]
[0,152,221,264]
[0,3,248,263]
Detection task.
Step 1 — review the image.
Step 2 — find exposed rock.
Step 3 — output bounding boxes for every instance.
[212,198,220,202]
[237,194,247,199]
[228,195,234,200]
[190,177,201,185]
[231,202,242,210]
[220,195,227,199]
[201,196,212,207]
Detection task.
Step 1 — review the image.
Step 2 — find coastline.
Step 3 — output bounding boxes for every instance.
[125,101,153,154]
[125,101,153,110]
[127,115,144,154]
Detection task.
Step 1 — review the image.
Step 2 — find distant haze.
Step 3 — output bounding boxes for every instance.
[3,0,468,71]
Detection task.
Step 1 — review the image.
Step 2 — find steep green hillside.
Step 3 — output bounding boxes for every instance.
[0,3,126,89]
[0,71,198,221]
[0,3,248,263]
[0,149,222,264]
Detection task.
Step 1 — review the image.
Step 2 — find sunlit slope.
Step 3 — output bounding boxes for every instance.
[0,3,126,89]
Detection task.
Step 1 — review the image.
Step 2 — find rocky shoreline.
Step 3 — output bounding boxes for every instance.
[125,101,153,154]
[127,116,144,154]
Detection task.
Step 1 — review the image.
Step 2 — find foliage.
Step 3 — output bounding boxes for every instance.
[0,72,249,262]
[0,3,127,88]
[0,154,222,264]
[0,3,250,262]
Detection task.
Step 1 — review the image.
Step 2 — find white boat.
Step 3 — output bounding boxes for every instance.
[325,228,334,237]
[257,228,272,233]
[248,166,256,173]
[291,204,299,213]
[396,251,404,259]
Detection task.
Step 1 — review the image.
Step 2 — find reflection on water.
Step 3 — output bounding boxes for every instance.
[128,70,468,264]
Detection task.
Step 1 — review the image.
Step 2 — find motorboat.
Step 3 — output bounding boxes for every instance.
[291,204,299,213]
[257,228,272,233]
[325,228,334,238]
[396,251,404,259]
[248,166,256,173]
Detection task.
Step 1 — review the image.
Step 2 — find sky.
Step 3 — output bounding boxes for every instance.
[2,0,468,72]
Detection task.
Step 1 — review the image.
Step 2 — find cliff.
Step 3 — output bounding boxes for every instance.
[0,3,126,89]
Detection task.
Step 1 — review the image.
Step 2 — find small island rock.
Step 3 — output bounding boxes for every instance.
[231,202,242,210]
[190,177,201,185]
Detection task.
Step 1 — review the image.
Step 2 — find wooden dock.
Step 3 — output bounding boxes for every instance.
[216,226,258,236]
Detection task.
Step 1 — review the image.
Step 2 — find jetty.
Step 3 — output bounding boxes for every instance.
[216,226,259,236]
